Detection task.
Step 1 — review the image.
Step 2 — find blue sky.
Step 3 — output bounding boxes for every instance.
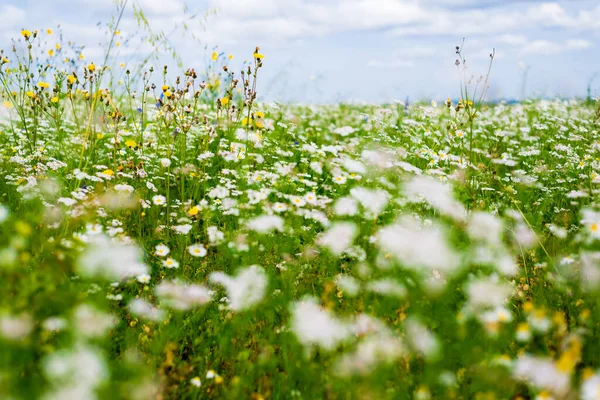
[2,0,600,103]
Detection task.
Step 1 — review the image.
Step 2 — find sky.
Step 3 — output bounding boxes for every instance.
[2,0,600,103]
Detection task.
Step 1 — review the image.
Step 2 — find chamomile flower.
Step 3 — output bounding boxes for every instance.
[290,196,306,207]
[162,258,179,269]
[152,195,166,206]
[333,175,347,185]
[190,377,202,387]
[188,244,207,257]
[155,244,170,257]
[273,202,288,213]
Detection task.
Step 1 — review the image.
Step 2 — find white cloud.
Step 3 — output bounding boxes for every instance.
[521,39,592,55]
[1,5,26,29]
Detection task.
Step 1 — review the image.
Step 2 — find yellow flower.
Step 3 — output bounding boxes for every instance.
[15,221,32,237]
[253,52,265,59]
[38,82,50,89]
[115,30,120,35]
[79,54,85,60]
[255,120,264,129]
[211,51,218,61]
[228,54,234,60]
[116,41,120,47]
[164,91,172,98]
[161,85,169,92]
[26,91,35,98]
[242,117,252,126]
[96,133,104,139]
[51,96,59,103]
[255,111,264,118]
[21,30,32,39]
[2,101,13,108]
[87,63,96,73]
[1,57,8,64]
[56,44,61,50]
[101,169,114,177]
[125,139,136,148]
[48,49,54,56]
[120,63,125,68]
[67,75,76,84]
[188,206,199,216]
[220,97,229,106]
[47,29,53,35]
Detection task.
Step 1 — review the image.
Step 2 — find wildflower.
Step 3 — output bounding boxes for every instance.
[406,318,440,360]
[188,244,207,257]
[253,52,265,59]
[0,313,33,341]
[48,49,55,56]
[207,226,225,244]
[514,355,570,397]
[304,192,317,205]
[26,91,35,98]
[333,175,347,185]
[74,305,116,338]
[404,176,466,221]
[468,212,503,246]
[0,204,8,223]
[101,169,114,177]
[247,215,284,234]
[528,309,551,333]
[77,235,149,280]
[67,75,76,84]
[42,344,108,399]
[173,224,192,235]
[129,299,165,322]
[188,206,199,216]
[137,274,151,284]
[220,97,229,106]
[162,258,180,269]
[190,377,202,387]
[290,196,306,207]
[350,187,389,218]
[333,126,355,136]
[155,244,170,257]
[51,96,59,103]
[211,51,218,61]
[124,139,136,148]
[164,90,172,98]
[87,63,96,73]
[334,197,358,216]
[272,202,288,213]
[377,218,461,275]
[156,281,211,310]
[581,372,600,400]
[21,29,32,39]
[289,297,351,351]
[209,265,267,311]
[317,222,357,256]
[152,195,166,206]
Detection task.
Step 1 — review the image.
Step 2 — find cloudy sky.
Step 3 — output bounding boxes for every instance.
[2,0,600,103]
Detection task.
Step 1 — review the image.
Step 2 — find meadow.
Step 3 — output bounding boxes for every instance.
[1,19,600,400]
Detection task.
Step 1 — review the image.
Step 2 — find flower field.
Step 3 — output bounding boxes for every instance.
[2,26,600,400]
